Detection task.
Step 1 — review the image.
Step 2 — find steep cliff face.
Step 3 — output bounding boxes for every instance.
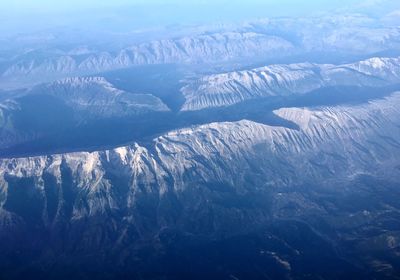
[181,57,400,111]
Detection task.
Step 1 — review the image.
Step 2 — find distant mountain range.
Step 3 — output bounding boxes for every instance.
[1,15,400,89]
[181,56,400,110]
[1,13,400,280]
[1,55,400,155]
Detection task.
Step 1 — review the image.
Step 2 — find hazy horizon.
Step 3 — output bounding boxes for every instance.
[2,0,399,37]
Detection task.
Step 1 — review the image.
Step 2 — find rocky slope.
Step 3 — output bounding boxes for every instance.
[0,32,293,86]
[31,77,169,119]
[2,15,400,89]
[1,93,400,279]
[181,56,400,110]
[0,77,168,149]
[2,92,400,216]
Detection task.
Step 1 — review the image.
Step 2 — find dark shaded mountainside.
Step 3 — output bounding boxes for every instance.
[1,91,400,279]
[1,56,400,158]
[1,16,400,278]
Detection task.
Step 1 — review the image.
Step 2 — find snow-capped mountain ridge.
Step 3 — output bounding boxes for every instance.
[1,92,399,188]
[52,77,112,87]
[31,76,169,115]
[0,77,169,150]
[1,32,293,84]
[1,12,400,279]
[181,56,400,111]
[1,90,400,280]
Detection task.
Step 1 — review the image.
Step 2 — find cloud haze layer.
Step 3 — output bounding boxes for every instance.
[1,0,399,36]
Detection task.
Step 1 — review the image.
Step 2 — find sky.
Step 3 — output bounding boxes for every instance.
[0,0,399,36]
[1,0,368,15]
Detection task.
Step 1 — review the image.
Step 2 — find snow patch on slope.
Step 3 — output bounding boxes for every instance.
[181,56,400,111]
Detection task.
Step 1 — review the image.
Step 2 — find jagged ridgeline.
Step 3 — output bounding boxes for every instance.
[1,11,400,280]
